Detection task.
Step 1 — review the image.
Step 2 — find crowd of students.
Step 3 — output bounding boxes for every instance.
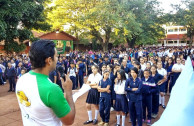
[0,46,194,126]
[0,55,30,91]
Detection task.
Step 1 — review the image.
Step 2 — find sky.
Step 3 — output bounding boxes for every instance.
[157,0,182,13]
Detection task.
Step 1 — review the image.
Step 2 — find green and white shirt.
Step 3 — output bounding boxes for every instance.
[16,71,71,126]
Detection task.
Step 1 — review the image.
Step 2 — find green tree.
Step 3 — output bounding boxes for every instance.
[116,0,165,47]
[0,0,51,54]
[46,0,165,50]
[171,0,194,46]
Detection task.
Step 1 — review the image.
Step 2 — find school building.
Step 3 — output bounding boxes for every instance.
[158,25,194,46]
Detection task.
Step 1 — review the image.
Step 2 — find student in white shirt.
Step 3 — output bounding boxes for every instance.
[67,62,78,89]
[168,50,173,58]
[157,62,167,109]
[140,57,146,71]
[138,50,143,58]
[157,50,163,57]
[114,69,128,126]
[170,58,184,93]
[84,65,102,125]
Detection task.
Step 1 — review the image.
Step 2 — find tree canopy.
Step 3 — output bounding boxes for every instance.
[0,0,51,53]
[46,0,165,51]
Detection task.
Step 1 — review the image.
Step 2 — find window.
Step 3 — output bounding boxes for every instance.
[174,41,177,43]
[181,29,186,31]
[168,29,173,32]
[181,41,185,43]
[187,41,190,44]
[174,29,178,32]
[168,41,173,44]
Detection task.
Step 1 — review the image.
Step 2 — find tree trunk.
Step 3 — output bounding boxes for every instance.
[103,27,111,52]
[126,37,136,48]
[102,42,109,52]
[189,35,193,47]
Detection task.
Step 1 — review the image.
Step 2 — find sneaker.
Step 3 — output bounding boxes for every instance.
[147,120,151,125]
[152,114,158,119]
[162,105,166,109]
[110,107,114,111]
[104,123,109,126]
[142,119,145,123]
[115,124,120,126]
[8,90,12,92]
[83,120,93,125]
[159,104,162,106]
[128,118,132,123]
[93,119,98,125]
[98,121,104,126]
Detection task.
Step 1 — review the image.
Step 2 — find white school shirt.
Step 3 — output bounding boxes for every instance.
[148,61,153,65]
[119,54,124,58]
[125,73,129,79]
[172,64,184,71]
[168,52,173,58]
[141,63,146,71]
[68,67,78,77]
[88,73,102,84]
[157,68,167,76]
[157,52,163,57]
[138,51,143,57]
[114,80,126,94]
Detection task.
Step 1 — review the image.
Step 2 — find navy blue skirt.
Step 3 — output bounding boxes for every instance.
[159,82,166,92]
[115,94,128,113]
[86,88,100,105]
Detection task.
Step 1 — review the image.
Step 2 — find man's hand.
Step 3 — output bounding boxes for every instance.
[60,74,75,125]
[61,74,73,92]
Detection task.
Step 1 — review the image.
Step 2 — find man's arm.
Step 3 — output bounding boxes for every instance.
[60,74,76,125]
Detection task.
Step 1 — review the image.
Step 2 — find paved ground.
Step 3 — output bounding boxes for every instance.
[0,81,169,126]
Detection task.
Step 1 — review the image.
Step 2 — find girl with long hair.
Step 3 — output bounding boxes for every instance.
[114,69,128,126]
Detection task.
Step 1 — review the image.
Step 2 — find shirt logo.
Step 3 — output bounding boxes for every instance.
[142,81,156,87]
[16,91,31,107]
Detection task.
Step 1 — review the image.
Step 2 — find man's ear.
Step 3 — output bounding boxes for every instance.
[45,57,52,65]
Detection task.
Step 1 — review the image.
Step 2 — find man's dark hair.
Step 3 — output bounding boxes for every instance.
[29,40,55,69]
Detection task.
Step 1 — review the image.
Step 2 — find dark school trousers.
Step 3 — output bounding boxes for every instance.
[0,72,4,85]
[8,77,16,91]
[99,97,111,123]
[169,72,180,93]
[78,75,83,88]
[142,94,152,120]
[152,92,159,114]
[70,76,76,89]
[129,100,143,126]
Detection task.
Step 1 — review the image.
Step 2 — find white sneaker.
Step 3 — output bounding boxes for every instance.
[4,82,6,84]
[110,107,114,111]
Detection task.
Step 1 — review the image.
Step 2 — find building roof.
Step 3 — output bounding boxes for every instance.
[39,31,78,41]
[32,31,45,38]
